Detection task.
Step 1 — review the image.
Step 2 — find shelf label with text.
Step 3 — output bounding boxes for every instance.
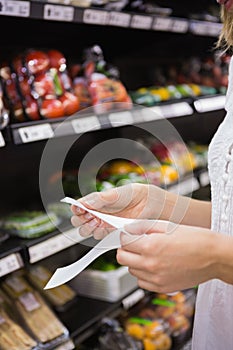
[0,132,5,147]
[29,229,84,263]
[72,116,101,134]
[153,17,173,31]
[0,0,30,17]
[18,123,54,143]
[131,15,153,30]
[44,4,74,22]
[160,102,193,118]
[109,111,134,126]
[171,19,189,33]
[122,289,145,310]
[83,9,109,25]
[109,11,131,27]
[141,107,163,121]
[189,21,222,37]
[194,96,226,113]
[0,253,23,278]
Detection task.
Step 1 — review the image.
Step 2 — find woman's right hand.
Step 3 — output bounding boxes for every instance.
[71,183,169,239]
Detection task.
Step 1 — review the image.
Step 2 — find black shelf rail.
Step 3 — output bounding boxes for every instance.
[0,95,226,147]
[0,0,223,36]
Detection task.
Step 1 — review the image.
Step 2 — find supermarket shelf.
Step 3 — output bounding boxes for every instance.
[3,95,225,146]
[0,238,24,277]
[0,0,222,36]
[0,226,86,276]
[0,168,209,277]
[60,289,146,344]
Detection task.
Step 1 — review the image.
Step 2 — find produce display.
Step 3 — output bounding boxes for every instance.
[122,290,196,350]
[27,265,77,311]
[1,273,70,348]
[95,141,208,191]
[0,210,60,239]
[130,54,230,107]
[70,45,132,114]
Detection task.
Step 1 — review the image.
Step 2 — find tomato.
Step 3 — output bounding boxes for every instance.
[33,72,55,97]
[47,49,66,71]
[25,50,50,75]
[40,98,64,118]
[59,91,80,116]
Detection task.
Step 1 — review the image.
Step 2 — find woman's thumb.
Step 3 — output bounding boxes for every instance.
[124,219,176,235]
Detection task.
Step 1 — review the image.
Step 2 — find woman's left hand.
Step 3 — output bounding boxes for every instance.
[117,220,219,293]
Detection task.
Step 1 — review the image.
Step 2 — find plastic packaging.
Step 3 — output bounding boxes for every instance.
[1,274,70,349]
[0,211,60,238]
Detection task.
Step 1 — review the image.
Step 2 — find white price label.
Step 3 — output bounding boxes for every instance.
[0,132,5,147]
[131,15,152,30]
[199,171,210,187]
[0,253,23,278]
[29,228,84,263]
[122,289,145,310]
[18,123,54,143]
[171,19,189,33]
[144,106,163,121]
[72,116,101,134]
[160,102,193,118]
[109,11,131,27]
[0,0,30,17]
[190,21,222,37]
[194,96,226,113]
[169,177,200,196]
[153,17,173,31]
[44,4,74,22]
[83,9,109,25]
[109,111,134,127]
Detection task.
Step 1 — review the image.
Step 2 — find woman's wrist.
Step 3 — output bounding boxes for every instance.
[214,234,233,285]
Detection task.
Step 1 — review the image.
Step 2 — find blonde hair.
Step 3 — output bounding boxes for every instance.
[216,7,233,52]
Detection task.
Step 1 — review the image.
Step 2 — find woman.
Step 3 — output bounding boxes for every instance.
[71,1,233,348]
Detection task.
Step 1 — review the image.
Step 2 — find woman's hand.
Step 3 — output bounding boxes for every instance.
[70,183,169,239]
[117,220,220,293]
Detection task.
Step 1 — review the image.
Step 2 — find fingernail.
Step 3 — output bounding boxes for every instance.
[75,206,83,214]
[89,219,99,227]
[84,212,93,220]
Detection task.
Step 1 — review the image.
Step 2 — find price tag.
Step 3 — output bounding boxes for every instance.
[171,19,189,33]
[83,9,109,25]
[131,15,152,30]
[44,4,74,22]
[122,289,145,310]
[18,123,54,143]
[29,228,84,263]
[194,96,226,113]
[190,21,222,37]
[153,17,173,31]
[0,0,30,17]
[72,116,101,134]
[0,132,5,147]
[199,171,210,187]
[160,102,193,118]
[169,177,200,196]
[0,253,23,278]
[143,106,163,121]
[109,11,131,27]
[109,111,134,127]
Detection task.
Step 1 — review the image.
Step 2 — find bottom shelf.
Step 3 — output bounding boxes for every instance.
[57,288,195,350]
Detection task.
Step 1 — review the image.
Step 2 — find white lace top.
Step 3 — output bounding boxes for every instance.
[192,56,233,349]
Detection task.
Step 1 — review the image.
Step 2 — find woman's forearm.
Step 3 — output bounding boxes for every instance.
[158,188,212,228]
